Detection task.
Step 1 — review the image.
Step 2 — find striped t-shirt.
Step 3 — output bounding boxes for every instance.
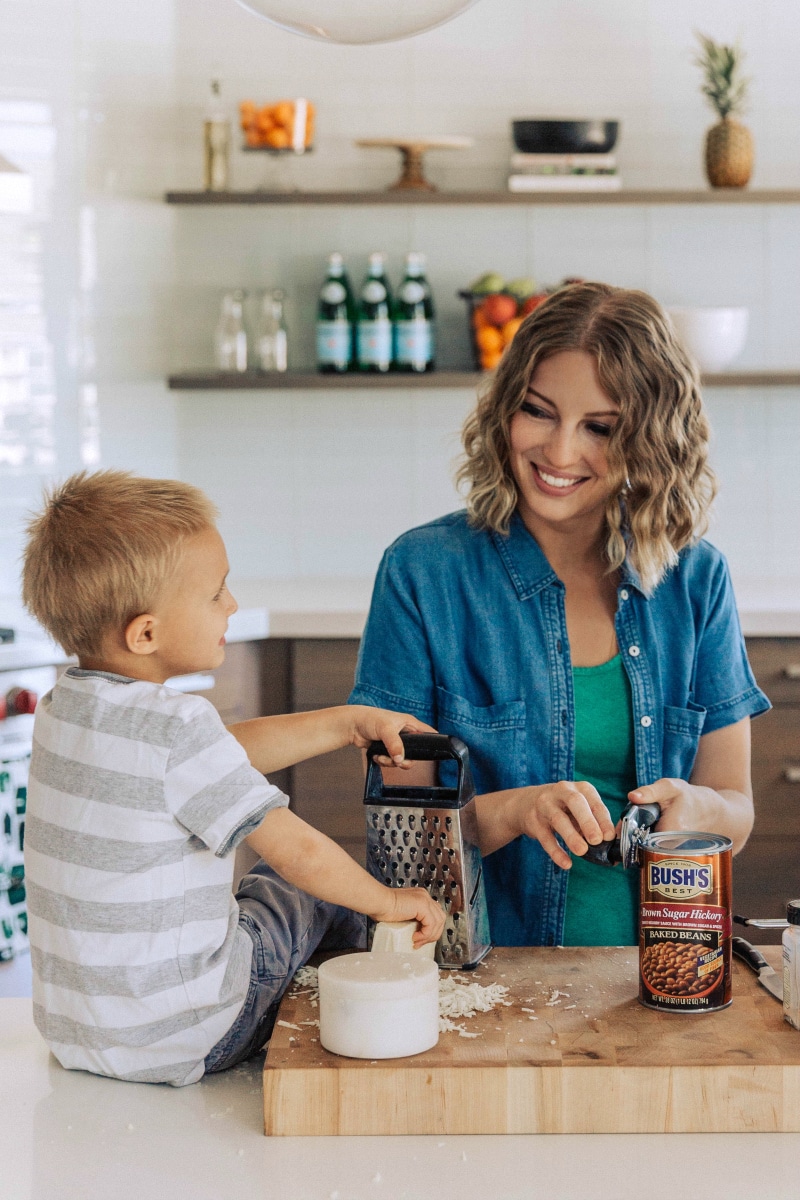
[25,667,288,1086]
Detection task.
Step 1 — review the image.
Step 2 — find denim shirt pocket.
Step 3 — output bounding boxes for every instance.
[662,703,707,780]
[434,685,527,791]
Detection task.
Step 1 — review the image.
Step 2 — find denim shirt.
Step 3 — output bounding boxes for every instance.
[349,509,770,947]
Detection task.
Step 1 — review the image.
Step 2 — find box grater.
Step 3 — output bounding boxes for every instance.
[364,733,491,969]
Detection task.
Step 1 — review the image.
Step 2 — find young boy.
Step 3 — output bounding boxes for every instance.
[21,470,444,1086]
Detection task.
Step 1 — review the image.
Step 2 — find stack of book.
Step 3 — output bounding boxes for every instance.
[508,152,621,192]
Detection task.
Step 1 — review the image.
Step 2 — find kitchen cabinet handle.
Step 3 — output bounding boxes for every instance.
[784,766,800,784]
[783,664,800,679]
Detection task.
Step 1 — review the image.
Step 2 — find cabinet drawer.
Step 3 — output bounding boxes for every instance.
[292,639,360,710]
[733,834,800,943]
[292,745,365,840]
[751,706,800,835]
[746,637,800,705]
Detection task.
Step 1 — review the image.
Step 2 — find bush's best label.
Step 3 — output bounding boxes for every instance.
[647,858,713,899]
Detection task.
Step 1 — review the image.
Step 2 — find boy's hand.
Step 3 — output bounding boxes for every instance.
[347,705,436,769]
[369,886,446,947]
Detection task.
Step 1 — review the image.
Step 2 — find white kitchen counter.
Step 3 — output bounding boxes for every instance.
[3,996,800,1200]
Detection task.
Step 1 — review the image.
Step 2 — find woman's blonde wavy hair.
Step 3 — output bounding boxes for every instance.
[457,281,717,592]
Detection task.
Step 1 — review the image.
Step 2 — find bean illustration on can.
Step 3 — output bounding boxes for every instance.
[639,831,733,1012]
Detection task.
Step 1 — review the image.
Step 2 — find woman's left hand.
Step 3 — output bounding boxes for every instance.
[628,778,703,832]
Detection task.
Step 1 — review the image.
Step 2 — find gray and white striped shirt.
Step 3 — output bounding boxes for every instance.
[26,667,287,1086]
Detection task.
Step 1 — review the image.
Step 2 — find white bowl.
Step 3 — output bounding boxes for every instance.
[666,307,749,373]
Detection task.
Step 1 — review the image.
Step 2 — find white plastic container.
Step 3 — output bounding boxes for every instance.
[782,899,800,1030]
[666,306,749,372]
[318,952,439,1059]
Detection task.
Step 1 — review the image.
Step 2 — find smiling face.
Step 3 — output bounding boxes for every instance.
[150,526,238,680]
[508,349,621,540]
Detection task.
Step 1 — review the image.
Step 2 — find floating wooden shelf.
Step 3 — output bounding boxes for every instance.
[168,370,800,391]
[166,188,800,206]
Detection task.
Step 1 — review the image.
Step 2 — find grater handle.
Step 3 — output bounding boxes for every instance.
[365,733,475,804]
[366,733,462,762]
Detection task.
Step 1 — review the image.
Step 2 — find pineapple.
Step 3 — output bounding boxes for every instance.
[695,32,753,188]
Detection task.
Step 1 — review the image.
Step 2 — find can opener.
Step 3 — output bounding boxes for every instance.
[582,801,661,869]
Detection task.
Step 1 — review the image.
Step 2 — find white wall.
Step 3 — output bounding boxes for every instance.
[1,0,799,603]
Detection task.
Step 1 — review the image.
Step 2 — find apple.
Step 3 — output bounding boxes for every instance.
[481,293,518,326]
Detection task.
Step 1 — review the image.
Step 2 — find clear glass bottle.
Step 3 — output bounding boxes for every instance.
[356,252,393,373]
[316,253,355,373]
[394,251,435,373]
[204,78,230,192]
[257,289,288,372]
[783,898,800,1030]
[214,289,248,372]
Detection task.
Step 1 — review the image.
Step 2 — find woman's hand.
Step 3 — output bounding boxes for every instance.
[628,779,697,831]
[347,705,436,768]
[513,780,617,870]
[368,886,446,947]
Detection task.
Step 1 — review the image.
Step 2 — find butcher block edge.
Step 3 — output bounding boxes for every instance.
[263,946,800,1135]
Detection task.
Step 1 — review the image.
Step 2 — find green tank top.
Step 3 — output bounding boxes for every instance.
[562,653,639,947]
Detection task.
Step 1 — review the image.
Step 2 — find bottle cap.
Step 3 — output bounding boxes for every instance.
[329,252,343,267]
[787,900,800,925]
[368,251,386,268]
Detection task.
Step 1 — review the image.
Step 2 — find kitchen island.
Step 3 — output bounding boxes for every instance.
[3,978,800,1200]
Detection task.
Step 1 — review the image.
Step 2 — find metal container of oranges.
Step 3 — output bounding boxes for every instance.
[459,287,547,372]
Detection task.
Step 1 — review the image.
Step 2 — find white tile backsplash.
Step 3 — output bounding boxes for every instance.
[1,0,800,608]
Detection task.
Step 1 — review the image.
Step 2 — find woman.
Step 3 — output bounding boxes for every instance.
[350,282,769,947]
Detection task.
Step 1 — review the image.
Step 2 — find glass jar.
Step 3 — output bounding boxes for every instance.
[783,898,800,1030]
[214,290,248,372]
[256,288,288,372]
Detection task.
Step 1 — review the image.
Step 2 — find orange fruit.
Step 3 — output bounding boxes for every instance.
[244,129,262,147]
[475,325,504,354]
[266,127,291,149]
[480,349,504,371]
[501,316,524,345]
[272,100,295,128]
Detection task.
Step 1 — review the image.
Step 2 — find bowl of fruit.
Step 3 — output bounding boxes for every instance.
[239,98,315,152]
[460,273,549,372]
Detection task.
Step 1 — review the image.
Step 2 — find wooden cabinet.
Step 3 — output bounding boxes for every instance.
[736,638,800,943]
[289,640,364,865]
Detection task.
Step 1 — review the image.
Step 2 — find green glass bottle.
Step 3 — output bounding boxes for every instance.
[394,252,435,373]
[316,252,355,373]
[356,252,393,373]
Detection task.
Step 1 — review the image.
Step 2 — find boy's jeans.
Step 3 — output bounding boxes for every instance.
[204,861,365,1073]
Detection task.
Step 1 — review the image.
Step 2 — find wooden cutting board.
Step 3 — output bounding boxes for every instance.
[263,945,800,1135]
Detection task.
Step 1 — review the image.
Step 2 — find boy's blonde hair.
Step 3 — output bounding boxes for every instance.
[22,470,218,657]
[457,281,717,592]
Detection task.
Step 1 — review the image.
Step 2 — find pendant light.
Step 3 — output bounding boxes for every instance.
[235,0,481,45]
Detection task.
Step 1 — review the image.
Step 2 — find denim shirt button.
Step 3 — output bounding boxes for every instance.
[628,645,640,657]
[620,588,629,601]
[640,715,652,728]
[561,709,567,725]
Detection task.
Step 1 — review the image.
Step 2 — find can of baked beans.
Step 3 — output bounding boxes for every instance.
[639,831,733,1012]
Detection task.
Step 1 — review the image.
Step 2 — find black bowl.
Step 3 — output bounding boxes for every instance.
[512,119,619,155]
